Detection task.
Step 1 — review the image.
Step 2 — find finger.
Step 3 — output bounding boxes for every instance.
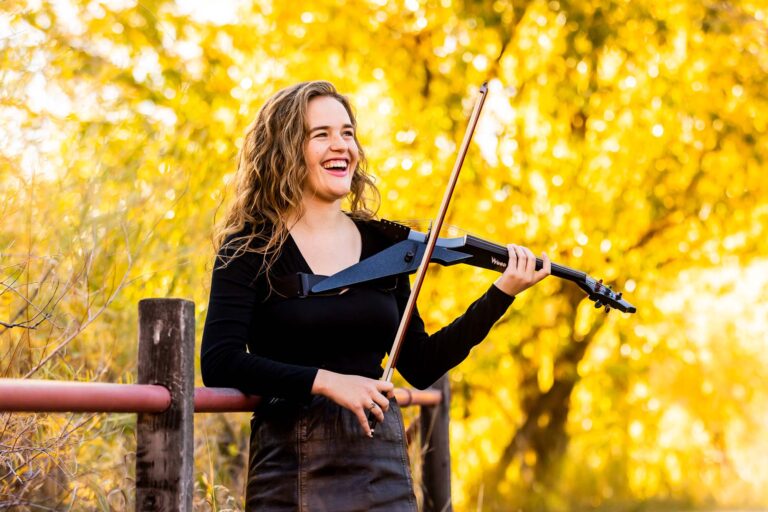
[377,380,395,394]
[537,251,552,279]
[364,399,385,423]
[356,409,373,437]
[372,393,390,413]
[521,246,536,276]
[506,244,518,271]
[513,244,526,271]
[376,381,395,404]
[365,408,378,435]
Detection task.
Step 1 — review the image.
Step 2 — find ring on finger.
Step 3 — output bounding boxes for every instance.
[369,401,378,410]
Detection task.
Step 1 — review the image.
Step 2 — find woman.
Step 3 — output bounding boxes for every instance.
[201,81,550,511]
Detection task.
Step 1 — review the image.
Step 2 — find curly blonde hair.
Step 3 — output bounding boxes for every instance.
[214,81,379,275]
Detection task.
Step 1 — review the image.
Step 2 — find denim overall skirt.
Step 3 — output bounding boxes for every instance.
[245,395,418,511]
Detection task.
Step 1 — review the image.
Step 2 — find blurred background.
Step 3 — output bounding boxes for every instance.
[1,0,767,510]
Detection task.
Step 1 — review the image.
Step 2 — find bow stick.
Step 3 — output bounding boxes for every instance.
[369,83,489,433]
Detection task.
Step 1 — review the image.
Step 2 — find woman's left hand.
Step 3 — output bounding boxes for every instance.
[493,244,551,297]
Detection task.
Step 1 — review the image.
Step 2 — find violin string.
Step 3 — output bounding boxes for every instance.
[390,218,469,238]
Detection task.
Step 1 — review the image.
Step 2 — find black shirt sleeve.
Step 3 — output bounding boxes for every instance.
[200,245,318,401]
[395,279,515,389]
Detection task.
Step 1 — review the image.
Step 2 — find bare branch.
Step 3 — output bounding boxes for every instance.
[0,265,62,334]
[22,246,133,379]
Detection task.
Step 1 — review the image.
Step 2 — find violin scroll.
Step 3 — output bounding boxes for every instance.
[578,277,636,313]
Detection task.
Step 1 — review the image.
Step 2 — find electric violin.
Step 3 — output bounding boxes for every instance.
[300,219,636,314]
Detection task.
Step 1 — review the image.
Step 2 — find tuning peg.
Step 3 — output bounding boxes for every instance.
[616,292,622,300]
[594,300,603,309]
[605,305,611,313]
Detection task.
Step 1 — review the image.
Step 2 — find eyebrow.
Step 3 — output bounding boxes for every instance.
[308,124,355,133]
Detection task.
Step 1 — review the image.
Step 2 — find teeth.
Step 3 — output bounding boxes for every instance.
[323,160,348,169]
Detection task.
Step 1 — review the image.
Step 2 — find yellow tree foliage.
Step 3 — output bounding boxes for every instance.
[1,0,767,510]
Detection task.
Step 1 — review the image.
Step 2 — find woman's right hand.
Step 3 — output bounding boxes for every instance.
[311,369,394,437]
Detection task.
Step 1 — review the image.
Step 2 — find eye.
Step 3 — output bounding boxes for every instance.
[343,130,355,137]
[312,131,327,138]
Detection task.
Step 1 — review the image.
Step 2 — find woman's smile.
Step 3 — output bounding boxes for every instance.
[321,158,350,176]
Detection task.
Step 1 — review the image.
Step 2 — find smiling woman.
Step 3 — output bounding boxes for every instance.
[200,81,550,510]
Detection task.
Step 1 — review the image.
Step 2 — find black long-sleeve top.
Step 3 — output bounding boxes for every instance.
[200,218,514,401]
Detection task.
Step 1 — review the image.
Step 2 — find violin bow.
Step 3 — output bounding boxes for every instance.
[381,83,489,385]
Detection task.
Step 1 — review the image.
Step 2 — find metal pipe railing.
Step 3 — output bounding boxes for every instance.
[0,379,171,413]
[0,379,442,413]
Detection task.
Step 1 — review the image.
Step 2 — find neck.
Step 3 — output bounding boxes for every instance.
[290,194,345,231]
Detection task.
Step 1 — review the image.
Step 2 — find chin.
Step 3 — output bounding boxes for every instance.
[304,175,353,202]
[306,187,351,203]
[323,179,353,198]
[329,187,352,200]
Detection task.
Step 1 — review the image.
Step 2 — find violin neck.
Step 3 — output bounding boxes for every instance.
[463,235,587,283]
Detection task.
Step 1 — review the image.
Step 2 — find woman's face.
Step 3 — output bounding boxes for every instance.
[303,96,360,203]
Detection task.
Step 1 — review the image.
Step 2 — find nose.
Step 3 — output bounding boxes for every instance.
[329,131,348,151]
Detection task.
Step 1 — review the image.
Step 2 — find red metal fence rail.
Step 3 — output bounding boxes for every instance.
[0,380,442,413]
[0,298,452,512]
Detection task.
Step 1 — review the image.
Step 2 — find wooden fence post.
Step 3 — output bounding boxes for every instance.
[420,374,452,512]
[136,299,195,512]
